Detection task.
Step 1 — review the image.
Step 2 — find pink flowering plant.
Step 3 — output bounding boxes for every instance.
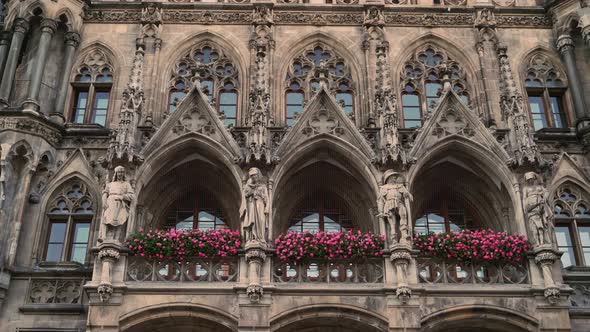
[275,230,385,263]
[413,229,532,264]
[126,228,241,261]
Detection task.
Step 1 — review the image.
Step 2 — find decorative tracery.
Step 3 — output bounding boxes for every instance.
[44,181,95,264]
[168,44,240,126]
[552,185,590,267]
[284,45,355,126]
[524,53,569,130]
[399,45,469,128]
[70,49,114,126]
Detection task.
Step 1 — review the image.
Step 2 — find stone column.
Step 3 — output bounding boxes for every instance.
[22,18,57,114]
[51,31,80,124]
[534,249,561,304]
[557,35,588,124]
[0,31,13,81]
[0,18,29,108]
[97,246,121,303]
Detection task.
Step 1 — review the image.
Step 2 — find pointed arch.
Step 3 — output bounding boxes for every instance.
[55,8,82,33]
[274,31,366,127]
[8,139,35,165]
[408,136,522,234]
[270,304,389,332]
[158,31,249,122]
[32,173,100,265]
[120,303,238,332]
[271,134,380,237]
[517,46,572,130]
[421,305,539,332]
[392,32,483,122]
[134,133,243,232]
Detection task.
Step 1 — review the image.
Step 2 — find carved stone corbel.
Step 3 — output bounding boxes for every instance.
[390,246,413,304]
[534,249,561,304]
[97,245,121,303]
[245,246,266,303]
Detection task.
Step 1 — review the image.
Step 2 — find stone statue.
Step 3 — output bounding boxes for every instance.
[240,168,269,245]
[100,166,134,243]
[378,171,413,245]
[364,7,385,27]
[523,172,552,246]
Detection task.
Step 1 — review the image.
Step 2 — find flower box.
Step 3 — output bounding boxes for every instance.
[274,230,385,263]
[126,228,241,261]
[413,229,532,265]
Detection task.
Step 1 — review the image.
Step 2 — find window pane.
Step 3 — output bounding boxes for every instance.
[70,223,90,264]
[169,91,186,113]
[549,96,567,128]
[402,94,419,107]
[219,92,237,104]
[404,120,422,128]
[555,226,575,267]
[92,92,110,126]
[287,93,303,104]
[403,107,421,119]
[528,96,546,130]
[46,223,67,261]
[72,91,88,124]
[579,226,590,247]
[46,244,64,262]
[426,83,441,98]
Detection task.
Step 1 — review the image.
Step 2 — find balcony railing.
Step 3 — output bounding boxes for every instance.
[272,258,384,283]
[417,258,529,285]
[126,256,239,282]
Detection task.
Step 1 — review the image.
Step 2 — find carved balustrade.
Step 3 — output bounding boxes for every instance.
[417,258,530,285]
[26,278,86,304]
[126,256,239,282]
[272,258,384,283]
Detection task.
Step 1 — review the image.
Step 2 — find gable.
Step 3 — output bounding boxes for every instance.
[274,87,376,161]
[409,90,511,163]
[141,85,242,160]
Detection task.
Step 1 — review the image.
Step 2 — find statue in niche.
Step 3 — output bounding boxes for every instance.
[523,171,552,246]
[378,171,413,245]
[240,168,269,245]
[100,166,134,243]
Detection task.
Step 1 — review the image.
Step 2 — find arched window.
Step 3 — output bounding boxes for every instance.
[70,49,114,126]
[524,53,569,131]
[552,185,590,267]
[400,45,470,128]
[168,44,240,126]
[44,181,95,264]
[414,195,480,235]
[163,191,228,231]
[287,193,353,233]
[284,45,356,126]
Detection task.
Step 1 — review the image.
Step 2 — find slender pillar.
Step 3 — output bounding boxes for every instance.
[22,18,57,113]
[0,18,29,108]
[557,35,588,122]
[51,31,80,124]
[0,31,13,81]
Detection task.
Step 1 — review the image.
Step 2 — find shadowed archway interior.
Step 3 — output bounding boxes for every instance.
[273,147,377,236]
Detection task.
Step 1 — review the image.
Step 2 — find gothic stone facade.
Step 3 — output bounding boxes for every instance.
[1,0,590,331]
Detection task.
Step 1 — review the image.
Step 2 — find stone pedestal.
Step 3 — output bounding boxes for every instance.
[245,242,267,303]
[390,244,413,304]
[96,242,122,303]
[533,246,562,304]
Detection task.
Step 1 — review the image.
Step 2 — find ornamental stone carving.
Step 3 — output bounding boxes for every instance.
[364,7,385,27]
[433,108,475,138]
[493,0,515,6]
[100,166,134,244]
[523,172,552,247]
[302,108,344,137]
[173,107,215,135]
[378,171,413,245]
[240,168,269,246]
